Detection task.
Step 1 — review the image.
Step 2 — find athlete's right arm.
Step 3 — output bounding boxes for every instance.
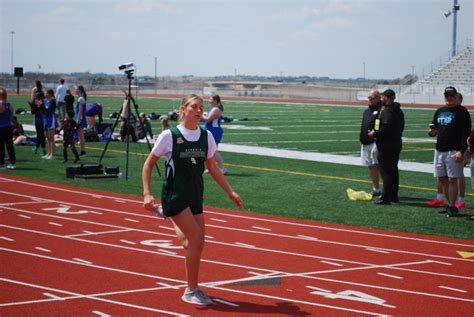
[142,153,160,212]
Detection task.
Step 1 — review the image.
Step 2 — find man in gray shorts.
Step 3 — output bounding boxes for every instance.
[360,90,382,196]
[428,86,471,216]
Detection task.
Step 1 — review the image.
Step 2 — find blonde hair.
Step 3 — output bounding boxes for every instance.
[179,94,203,121]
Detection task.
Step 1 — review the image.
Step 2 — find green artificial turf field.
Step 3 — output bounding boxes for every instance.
[3,93,473,240]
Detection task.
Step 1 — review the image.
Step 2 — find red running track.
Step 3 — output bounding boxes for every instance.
[0,174,473,316]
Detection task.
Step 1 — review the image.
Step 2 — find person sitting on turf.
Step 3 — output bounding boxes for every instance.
[137,112,154,140]
[85,102,104,130]
[12,116,27,145]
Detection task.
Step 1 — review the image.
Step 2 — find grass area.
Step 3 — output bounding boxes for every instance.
[3,94,474,240]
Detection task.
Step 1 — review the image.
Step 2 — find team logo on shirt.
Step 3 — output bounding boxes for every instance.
[190,157,197,164]
[437,112,455,125]
[177,137,184,144]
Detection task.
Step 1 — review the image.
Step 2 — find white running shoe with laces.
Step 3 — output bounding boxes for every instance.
[181,287,213,305]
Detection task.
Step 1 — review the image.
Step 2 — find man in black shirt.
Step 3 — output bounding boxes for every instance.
[428,86,471,216]
[360,90,382,196]
[369,89,405,205]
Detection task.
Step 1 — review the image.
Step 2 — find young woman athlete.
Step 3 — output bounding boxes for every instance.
[142,94,243,305]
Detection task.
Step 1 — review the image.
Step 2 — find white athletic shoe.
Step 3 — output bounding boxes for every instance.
[181,287,213,305]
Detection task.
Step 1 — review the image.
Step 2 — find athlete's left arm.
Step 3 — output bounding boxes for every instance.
[206,158,243,208]
[202,108,222,122]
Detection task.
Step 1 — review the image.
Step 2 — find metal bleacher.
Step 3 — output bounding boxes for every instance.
[400,38,474,105]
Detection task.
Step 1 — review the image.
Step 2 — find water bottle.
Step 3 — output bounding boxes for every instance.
[153,204,165,218]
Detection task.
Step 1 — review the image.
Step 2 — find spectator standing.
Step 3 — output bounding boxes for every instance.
[142,94,243,305]
[30,80,46,155]
[61,111,80,163]
[426,93,468,209]
[428,86,471,217]
[75,85,87,155]
[369,89,404,205]
[0,87,17,169]
[64,89,75,114]
[202,95,227,174]
[55,78,67,120]
[360,90,382,197]
[37,89,58,159]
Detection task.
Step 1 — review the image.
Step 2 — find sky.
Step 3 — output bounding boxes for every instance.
[0,0,473,79]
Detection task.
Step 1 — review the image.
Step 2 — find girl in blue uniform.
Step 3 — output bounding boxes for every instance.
[202,95,227,174]
[39,89,58,159]
[75,85,87,155]
[142,94,243,306]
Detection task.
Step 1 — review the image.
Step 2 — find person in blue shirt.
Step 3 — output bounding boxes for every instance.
[202,95,227,174]
[0,87,17,169]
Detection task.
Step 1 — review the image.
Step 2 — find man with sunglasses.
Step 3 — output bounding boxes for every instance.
[428,86,471,217]
[360,90,382,197]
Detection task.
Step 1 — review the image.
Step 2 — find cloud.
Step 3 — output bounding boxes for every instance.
[114,0,181,14]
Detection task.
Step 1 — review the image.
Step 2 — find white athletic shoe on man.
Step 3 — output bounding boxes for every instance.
[181,287,213,305]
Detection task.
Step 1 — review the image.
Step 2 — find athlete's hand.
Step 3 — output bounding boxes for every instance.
[229,191,244,209]
[143,194,156,212]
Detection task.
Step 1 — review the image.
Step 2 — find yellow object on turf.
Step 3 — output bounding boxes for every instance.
[346,188,373,201]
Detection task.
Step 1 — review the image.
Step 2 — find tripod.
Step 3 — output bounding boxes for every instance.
[98,69,160,180]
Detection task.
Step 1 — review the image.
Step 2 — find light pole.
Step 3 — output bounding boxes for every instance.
[444,0,460,57]
[10,31,15,75]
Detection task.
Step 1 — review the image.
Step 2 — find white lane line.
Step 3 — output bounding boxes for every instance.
[158,249,177,255]
[89,211,103,215]
[18,214,32,219]
[377,272,403,280]
[124,218,140,223]
[205,235,214,239]
[48,222,63,227]
[320,260,344,267]
[306,285,331,293]
[0,236,14,242]
[234,242,255,248]
[438,286,468,293]
[210,218,227,223]
[6,186,472,260]
[3,209,472,284]
[67,229,132,237]
[213,298,240,307]
[91,195,102,199]
[73,258,92,265]
[159,226,174,231]
[297,234,318,241]
[43,293,64,300]
[114,200,126,204]
[3,243,474,312]
[120,240,136,245]
[157,282,180,289]
[0,277,188,316]
[365,248,391,254]
[251,226,272,232]
[430,260,452,266]
[35,247,52,253]
[92,311,111,317]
